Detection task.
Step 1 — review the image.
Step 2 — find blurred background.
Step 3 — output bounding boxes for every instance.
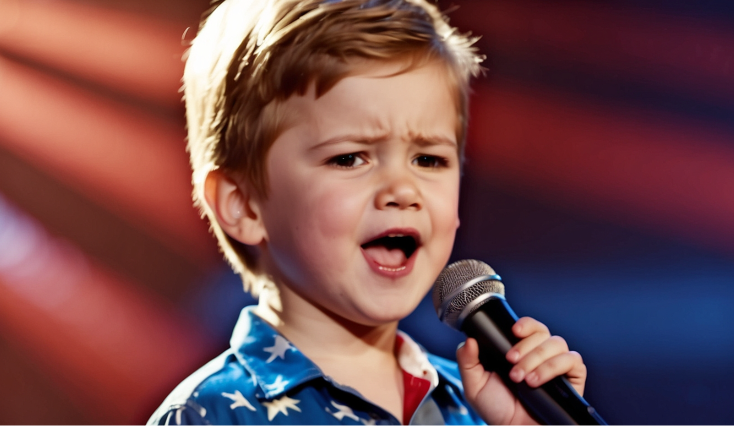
[0,0,733,423]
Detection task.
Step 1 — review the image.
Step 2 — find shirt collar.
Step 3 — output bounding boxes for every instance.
[230,306,445,400]
[230,306,323,400]
[396,330,439,389]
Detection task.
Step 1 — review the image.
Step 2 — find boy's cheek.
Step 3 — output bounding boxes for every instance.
[315,188,368,226]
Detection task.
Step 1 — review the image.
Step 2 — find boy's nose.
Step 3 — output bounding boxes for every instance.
[374,171,422,211]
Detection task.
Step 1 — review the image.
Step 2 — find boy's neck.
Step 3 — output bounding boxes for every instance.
[253,284,406,421]
[253,285,400,358]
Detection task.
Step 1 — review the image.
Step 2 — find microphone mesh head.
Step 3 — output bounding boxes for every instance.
[432,259,505,329]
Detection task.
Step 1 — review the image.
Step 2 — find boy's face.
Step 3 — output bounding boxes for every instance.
[256,60,461,326]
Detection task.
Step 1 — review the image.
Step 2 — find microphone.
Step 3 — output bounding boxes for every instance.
[432,259,607,425]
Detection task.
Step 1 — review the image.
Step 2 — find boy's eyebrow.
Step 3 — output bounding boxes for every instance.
[310,134,388,150]
[412,135,458,147]
[310,133,457,149]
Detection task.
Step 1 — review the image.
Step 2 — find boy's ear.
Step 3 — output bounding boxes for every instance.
[203,169,267,245]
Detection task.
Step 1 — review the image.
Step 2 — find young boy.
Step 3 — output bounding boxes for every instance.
[149,0,587,424]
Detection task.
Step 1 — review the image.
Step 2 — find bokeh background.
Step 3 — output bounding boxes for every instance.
[1,0,733,423]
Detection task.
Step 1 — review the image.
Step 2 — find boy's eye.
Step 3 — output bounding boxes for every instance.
[328,153,366,168]
[413,155,448,168]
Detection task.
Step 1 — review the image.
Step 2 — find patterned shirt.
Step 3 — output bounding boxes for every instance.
[148,307,485,425]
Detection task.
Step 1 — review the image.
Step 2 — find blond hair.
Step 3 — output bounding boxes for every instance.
[184,0,483,294]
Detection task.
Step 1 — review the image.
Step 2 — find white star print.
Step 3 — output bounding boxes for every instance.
[326,400,360,421]
[263,335,294,363]
[167,401,205,423]
[262,395,301,421]
[361,417,377,425]
[221,390,257,411]
[263,375,290,394]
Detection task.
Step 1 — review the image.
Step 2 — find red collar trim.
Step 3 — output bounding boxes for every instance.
[395,333,437,423]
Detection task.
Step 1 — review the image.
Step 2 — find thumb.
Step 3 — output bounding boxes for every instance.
[456,338,488,399]
[456,338,525,425]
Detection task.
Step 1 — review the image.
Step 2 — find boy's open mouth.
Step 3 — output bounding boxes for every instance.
[360,232,419,270]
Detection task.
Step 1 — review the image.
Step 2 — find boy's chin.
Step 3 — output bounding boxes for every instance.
[340,300,422,328]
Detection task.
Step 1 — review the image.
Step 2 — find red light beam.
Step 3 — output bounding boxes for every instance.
[454,0,734,103]
[468,80,734,253]
[0,0,188,108]
[0,57,218,267]
[0,196,216,423]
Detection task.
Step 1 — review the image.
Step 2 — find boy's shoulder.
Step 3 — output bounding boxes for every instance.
[146,349,251,425]
[147,307,322,425]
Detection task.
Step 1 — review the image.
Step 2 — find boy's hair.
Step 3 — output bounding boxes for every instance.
[184,0,483,294]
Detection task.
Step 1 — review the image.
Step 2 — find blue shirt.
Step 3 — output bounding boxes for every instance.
[148,307,485,425]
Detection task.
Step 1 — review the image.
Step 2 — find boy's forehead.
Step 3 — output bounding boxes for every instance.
[279,60,460,144]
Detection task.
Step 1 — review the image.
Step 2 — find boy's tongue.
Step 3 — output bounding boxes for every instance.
[363,245,407,267]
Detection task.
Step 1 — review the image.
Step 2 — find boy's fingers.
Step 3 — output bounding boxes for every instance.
[506,318,550,364]
[505,328,548,364]
[508,335,568,383]
[523,351,586,395]
[512,317,549,339]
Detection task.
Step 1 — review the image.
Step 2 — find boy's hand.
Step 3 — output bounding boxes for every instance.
[456,317,587,425]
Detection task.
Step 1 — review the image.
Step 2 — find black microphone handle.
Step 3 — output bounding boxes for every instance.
[461,296,607,425]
